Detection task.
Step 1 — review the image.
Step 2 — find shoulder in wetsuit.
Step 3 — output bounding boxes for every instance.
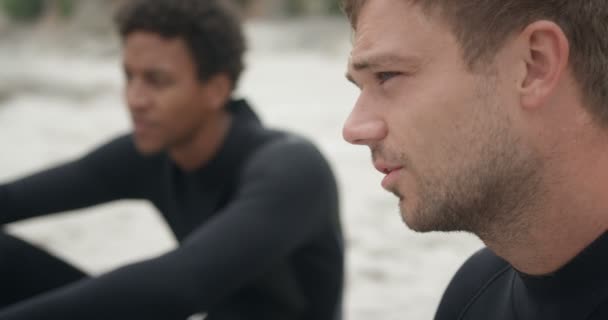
[435,232,608,320]
[0,99,344,320]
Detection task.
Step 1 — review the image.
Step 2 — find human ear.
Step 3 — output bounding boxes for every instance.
[204,73,232,110]
[518,21,570,109]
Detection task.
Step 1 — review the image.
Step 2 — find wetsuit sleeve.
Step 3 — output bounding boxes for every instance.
[0,135,152,224]
[434,247,510,320]
[0,136,338,319]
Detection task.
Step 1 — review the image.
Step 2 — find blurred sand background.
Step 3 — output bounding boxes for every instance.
[0,2,482,319]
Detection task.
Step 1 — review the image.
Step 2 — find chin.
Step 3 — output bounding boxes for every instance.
[401,213,430,233]
[399,200,432,233]
[398,200,415,228]
[133,137,164,155]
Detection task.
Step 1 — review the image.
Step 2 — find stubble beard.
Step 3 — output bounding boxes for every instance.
[398,90,543,242]
[407,137,542,242]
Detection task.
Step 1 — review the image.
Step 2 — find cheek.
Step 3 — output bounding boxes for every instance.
[394,88,480,172]
[157,88,200,118]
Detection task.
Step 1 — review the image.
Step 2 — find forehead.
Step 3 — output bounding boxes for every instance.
[123,31,195,71]
[350,0,451,68]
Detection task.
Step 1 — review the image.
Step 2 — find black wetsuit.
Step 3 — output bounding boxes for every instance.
[0,99,343,320]
[435,232,608,320]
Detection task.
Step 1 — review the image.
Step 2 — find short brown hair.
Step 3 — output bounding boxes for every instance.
[342,0,608,126]
[115,0,246,89]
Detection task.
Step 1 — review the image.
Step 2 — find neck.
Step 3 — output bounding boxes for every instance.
[169,110,232,172]
[482,125,608,275]
[484,216,606,276]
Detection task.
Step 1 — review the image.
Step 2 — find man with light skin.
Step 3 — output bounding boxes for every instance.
[341,0,608,318]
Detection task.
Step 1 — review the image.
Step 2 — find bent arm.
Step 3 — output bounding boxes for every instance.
[0,135,157,224]
[0,137,338,319]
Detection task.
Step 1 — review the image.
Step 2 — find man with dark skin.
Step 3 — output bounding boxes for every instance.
[341,0,608,319]
[0,0,343,319]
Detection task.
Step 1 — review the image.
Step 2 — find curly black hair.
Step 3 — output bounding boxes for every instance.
[115,0,246,89]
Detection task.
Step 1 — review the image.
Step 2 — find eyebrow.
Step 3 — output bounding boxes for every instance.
[345,54,422,86]
[354,54,421,71]
[123,63,172,77]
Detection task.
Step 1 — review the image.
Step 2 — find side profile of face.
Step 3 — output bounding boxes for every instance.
[123,31,222,155]
[343,0,542,235]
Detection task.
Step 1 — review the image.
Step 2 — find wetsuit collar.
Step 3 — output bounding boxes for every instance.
[189,99,266,182]
[518,231,608,297]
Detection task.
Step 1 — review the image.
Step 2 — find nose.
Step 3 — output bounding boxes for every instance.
[342,98,388,146]
[125,80,151,112]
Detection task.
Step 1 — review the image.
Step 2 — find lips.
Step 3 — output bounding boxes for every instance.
[132,116,155,133]
[374,161,403,190]
[374,161,402,175]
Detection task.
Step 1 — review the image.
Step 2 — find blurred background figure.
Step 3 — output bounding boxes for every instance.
[0,0,482,319]
[0,0,343,319]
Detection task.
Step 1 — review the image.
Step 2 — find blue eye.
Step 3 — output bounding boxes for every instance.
[377,71,400,84]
